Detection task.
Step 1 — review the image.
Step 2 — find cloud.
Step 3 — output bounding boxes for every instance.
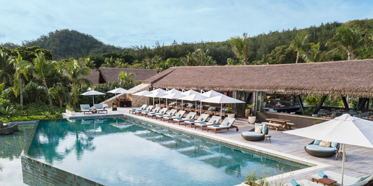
[0,0,372,47]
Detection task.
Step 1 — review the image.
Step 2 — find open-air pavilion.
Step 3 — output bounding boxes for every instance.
[141,59,373,128]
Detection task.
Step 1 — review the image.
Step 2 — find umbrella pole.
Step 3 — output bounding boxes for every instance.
[341,144,346,185]
[182,100,184,111]
[153,97,154,106]
[93,95,94,105]
[200,101,202,115]
[166,99,168,109]
[221,103,222,119]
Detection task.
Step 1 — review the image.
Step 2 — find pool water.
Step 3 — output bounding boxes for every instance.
[26,117,309,185]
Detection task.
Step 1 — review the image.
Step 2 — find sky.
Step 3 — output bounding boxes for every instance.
[1,0,373,48]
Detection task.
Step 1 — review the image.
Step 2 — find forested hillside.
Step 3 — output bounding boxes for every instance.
[1,19,373,66]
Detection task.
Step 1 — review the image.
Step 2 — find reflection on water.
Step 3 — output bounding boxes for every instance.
[0,125,34,186]
[26,117,309,186]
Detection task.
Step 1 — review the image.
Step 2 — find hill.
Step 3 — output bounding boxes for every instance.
[2,19,373,64]
[22,29,124,60]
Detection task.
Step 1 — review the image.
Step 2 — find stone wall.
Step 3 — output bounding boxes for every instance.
[22,156,103,186]
[100,84,151,107]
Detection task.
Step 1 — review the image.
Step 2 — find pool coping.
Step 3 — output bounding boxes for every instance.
[123,113,331,182]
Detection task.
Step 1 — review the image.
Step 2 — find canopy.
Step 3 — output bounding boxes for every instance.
[161,92,185,110]
[107,87,132,94]
[164,88,182,95]
[201,95,245,104]
[144,91,168,106]
[151,88,166,93]
[201,94,245,118]
[133,90,151,96]
[179,93,207,114]
[181,90,199,96]
[284,114,373,185]
[201,90,223,98]
[81,90,106,105]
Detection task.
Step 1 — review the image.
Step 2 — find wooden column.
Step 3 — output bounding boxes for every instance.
[366,99,370,110]
[297,95,304,115]
[342,97,349,111]
[314,95,327,114]
[358,98,367,110]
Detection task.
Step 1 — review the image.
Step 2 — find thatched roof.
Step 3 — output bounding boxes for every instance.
[82,69,100,85]
[82,68,158,85]
[144,59,373,97]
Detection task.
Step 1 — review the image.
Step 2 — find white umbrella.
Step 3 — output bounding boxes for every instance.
[201,90,223,98]
[179,93,207,114]
[133,90,151,105]
[151,88,166,93]
[144,91,168,106]
[201,94,245,117]
[284,114,373,185]
[81,90,106,105]
[164,88,182,94]
[161,92,185,110]
[181,90,199,96]
[107,87,132,95]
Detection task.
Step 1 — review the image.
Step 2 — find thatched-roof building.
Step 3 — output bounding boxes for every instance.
[144,59,373,97]
[83,68,158,85]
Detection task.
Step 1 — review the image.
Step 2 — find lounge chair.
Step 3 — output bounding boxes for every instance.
[94,104,108,114]
[184,114,210,127]
[241,123,268,141]
[134,105,151,115]
[163,111,186,123]
[173,112,197,125]
[305,140,340,157]
[194,116,221,130]
[148,108,168,119]
[206,117,238,134]
[80,104,93,114]
[130,104,147,114]
[311,171,373,186]
[144,107,160,117]
[284,179,323,186]
[140,106,154,116]
[155,109,177,120]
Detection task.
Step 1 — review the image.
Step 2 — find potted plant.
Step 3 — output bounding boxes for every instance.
[226,103,235,118]
[245,103,255,117]
[248,113,256,124]
[66,105,75,116]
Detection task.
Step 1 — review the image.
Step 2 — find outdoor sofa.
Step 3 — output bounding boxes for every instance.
[206,117,238,134]
[241,123,268,141]
[305,140,340,157]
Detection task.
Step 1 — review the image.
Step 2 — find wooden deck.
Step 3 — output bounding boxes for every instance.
[117,107,373,185]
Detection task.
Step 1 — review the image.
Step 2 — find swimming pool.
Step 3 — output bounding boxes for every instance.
[24,117,310,185]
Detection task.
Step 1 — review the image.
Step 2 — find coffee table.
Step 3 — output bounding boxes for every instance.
[311,178,337,185]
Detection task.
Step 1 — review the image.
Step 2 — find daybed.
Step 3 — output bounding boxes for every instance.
[241,123,268,141]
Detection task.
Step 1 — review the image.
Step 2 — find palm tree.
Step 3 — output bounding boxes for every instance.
[49,85,67,108]
[302,43,326,62]
[330,25,365,60]
[63,58,93,108]
[182,52,198,66]
[193,49,217,66]
[229,33,250,65]
[118,71,136,85]
[11,52,28,110]
[19,52,58,114]
[0,50,14,87]
[290,31,309,63]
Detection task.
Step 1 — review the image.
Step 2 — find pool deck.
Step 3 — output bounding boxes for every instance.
[64,107,373,184]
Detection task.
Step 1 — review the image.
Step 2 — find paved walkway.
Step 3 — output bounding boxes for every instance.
[66,107,373,184]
